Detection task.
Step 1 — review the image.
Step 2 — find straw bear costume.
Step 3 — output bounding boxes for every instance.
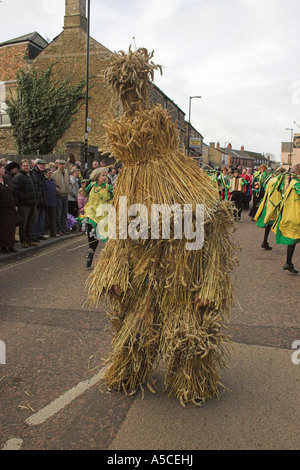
[87,47,238,406]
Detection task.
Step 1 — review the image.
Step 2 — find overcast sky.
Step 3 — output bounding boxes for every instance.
[1,0,300,160]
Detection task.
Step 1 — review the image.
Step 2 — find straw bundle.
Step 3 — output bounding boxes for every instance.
[104,46,162,116]
[87,47,238,406]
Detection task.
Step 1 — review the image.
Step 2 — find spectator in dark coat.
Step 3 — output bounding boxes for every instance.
[83,160,99,180]
[31,159,49,241]
[0,162,18,253]
[12,159,38,248]
[5,162,20,182]
[44,167,57,237]
[68,166,79,217]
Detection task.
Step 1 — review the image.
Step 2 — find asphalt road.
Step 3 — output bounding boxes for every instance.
[0,215,299,451]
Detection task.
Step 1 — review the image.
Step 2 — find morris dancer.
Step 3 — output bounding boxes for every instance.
[272,164,300,274]
[218,166,231,201]
[254,167,287,250]
[83,168,113,268]
[249,164,269,220]
[230,167,245,221]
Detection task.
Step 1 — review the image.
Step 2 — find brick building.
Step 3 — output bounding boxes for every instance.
[186,123,203,164]
[281,135,300,168]
[208,142,256,168]
[0,0,195,165]
[0,32,48,151]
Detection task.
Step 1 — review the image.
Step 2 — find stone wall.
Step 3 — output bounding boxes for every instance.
[31,27,116,163]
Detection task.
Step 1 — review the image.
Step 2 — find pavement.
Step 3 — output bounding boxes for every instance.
[1,215,299,451]
[0,229,84,263]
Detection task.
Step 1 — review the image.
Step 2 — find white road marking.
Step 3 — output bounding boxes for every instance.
[2,438,23,450]
[26,368,105,426]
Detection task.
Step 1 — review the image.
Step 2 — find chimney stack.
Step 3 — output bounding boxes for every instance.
[64,0,88,31]
[227,143,232,150]
[216,142,220,149]
[241,145,244,151]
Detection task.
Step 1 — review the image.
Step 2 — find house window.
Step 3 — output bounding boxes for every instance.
[0,101,11,126]
[0,82,11,127]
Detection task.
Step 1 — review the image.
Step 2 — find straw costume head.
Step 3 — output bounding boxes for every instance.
[87,46,238,406]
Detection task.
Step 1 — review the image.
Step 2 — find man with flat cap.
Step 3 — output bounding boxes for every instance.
[52,160,71,236]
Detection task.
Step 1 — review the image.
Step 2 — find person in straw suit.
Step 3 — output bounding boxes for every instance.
[87,47,238,406]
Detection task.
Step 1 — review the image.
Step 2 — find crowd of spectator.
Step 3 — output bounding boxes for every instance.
[0,156,118,254]
[0,155,291,256]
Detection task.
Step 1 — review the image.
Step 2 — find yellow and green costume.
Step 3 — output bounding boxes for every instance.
[218,174,231,200]
[254,173,286,228]
[272,178,300,245]
[84,182,114,240]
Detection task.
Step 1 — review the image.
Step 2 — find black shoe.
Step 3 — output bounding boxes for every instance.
[283,263,299,274]
[85,249,94,268]
[261,242,272,250]
[32,238,40,243]
[9,247,18,253]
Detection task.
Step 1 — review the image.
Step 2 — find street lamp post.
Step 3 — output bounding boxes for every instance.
[84,0,91,170]
[286,127,294,167]
[223,142,229,166]
[187,96,201,156]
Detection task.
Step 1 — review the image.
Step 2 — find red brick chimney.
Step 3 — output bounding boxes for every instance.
[227,143,232,149]
[64,0,88,31]
[241,146,244,151]
[216,142,220,149]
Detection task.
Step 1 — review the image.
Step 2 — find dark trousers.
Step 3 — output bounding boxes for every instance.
[45,207,57,237]
[287,245,296,265]
[249,189,265,218]
[242,193,251,210]
[87,224,99,253]
[231,192,243,219]
[33,209,45,240]
[68,200,78,218]
[249,193,259,218]
[56,195,68,233]
[19,206,36,243]
[263,224,272,244]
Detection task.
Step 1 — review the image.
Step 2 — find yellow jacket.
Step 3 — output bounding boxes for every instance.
[84,182,114,226]
[272,179,300,240]
[254,176,285,224]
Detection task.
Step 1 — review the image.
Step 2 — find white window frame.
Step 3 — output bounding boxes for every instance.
[0,81,13,128]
